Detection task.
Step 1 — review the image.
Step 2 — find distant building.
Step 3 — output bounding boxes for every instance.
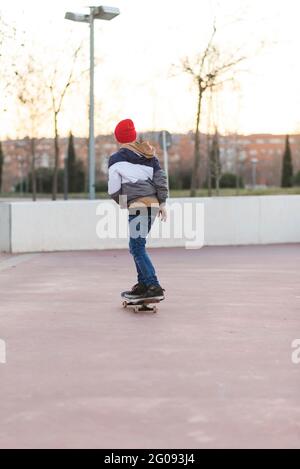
[1,133,300,192]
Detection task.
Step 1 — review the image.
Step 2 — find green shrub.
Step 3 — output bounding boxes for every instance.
[293,170,300,187]
[220,172,244,189]
[95,180,108,192]
[169,169,192,190]
[15,164,85,194]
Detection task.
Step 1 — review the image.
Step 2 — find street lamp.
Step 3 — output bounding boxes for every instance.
[65,5,120,200]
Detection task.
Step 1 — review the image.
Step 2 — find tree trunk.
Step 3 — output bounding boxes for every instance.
[0,160,3,194]
[52,112,59,200]
[236,160,240,195]
[25,154,29,194]
[31,137,37,201]
[190,86,202,197]
[216,174,220,196]
[207,136,212,197]
[64,152,68,200]
[215,151,220,196]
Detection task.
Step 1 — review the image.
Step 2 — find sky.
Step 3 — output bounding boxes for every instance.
[1,0,300,138]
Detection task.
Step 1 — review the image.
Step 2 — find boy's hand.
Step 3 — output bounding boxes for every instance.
[158,204,167,222]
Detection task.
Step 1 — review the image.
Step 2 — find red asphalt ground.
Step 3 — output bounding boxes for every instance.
[0,245,299,449]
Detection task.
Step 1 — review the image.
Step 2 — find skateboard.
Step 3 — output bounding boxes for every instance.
[122,297,162,313]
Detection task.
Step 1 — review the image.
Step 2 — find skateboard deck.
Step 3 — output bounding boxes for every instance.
[122,297,162,313]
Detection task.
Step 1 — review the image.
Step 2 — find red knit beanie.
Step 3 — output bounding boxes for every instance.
[114,119,137,143]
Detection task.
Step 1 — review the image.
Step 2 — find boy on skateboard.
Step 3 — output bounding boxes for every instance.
[108,118,168,302]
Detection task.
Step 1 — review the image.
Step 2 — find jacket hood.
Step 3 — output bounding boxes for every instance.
[121,141,155,159]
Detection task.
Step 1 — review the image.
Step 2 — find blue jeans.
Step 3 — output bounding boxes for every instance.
[128,207,159,287]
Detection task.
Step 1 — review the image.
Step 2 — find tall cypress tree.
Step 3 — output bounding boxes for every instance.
[0,142,4,193]
[281,135,294,187]
[67,132,76,193]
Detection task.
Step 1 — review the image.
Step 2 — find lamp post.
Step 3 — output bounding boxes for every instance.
[65,6,120,199]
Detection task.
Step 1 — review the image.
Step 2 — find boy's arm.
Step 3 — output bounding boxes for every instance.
[152,158,169,205]
[108,164,122,204]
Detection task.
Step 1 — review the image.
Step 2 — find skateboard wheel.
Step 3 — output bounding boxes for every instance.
[153,306,157,313]
[133,306,139,314]
[122,301,127,308]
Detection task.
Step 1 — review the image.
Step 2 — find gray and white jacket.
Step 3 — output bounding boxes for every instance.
[108,147,168,206]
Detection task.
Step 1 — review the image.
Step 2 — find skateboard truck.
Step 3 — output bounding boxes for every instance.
[122,299,160,314]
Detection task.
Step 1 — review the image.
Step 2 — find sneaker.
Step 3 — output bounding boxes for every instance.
[122,283,147,299]
[139,284,165,301]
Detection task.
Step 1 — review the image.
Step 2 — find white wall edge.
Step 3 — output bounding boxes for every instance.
[0,195,299,253]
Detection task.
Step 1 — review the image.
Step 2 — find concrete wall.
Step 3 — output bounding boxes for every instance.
[204,195,300,245]
[0,203,11,252]
[0,195,299,253]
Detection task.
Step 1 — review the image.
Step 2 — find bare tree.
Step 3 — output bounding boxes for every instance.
[182,21,246,196]
[15,53,49,200]
[48,45,82,200]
